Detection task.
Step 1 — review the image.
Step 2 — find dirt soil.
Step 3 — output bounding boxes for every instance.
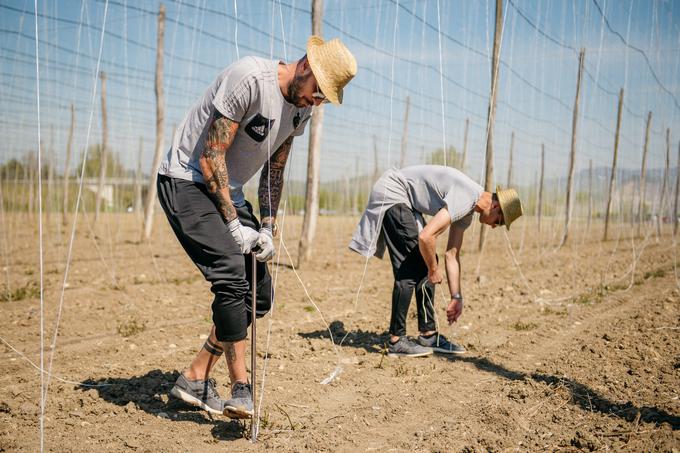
[1,213,679,452]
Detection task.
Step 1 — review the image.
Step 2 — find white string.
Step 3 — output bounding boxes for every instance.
[43,0,110,407]
[0,334,113,388]
[351,0,400,315]
[233,0,240,60]
[32,1,45,449]
[279,238,343,379]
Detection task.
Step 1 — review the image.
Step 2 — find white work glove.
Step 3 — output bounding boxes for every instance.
[227,219,260,254]
[255,228,276,262]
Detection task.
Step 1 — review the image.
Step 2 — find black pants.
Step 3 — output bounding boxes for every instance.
[157,175,272,342]
[382,204,436,337]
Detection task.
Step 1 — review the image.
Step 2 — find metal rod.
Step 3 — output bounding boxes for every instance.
[250,253,257,442]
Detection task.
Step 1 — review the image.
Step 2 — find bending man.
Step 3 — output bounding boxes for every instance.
[349,165,522,357]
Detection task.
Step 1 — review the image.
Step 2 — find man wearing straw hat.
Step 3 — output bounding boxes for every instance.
[156,36,356,418]
[349,165,522,357]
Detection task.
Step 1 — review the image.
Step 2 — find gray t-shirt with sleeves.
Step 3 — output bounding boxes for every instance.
[349,165,483,258]
[158,56,312,206]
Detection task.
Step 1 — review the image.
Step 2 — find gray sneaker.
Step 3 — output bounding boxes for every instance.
[169,375,225,415]
[223,381,253,419]
[387,336,433,358]
[417,333,466,354]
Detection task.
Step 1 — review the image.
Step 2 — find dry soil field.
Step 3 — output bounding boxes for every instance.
[0,213,679,451]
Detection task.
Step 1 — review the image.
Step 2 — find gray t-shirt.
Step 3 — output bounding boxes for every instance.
[158,56,312,206]
[349,165,483,258]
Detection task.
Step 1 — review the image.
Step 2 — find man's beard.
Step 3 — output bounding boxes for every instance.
[285,72,312,107]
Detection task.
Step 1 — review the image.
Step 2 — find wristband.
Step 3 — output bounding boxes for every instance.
[451,293,463,300]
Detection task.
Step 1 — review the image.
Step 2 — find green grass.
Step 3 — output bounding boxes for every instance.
[117,319,146,337]
[1,282,40,302]
[643,268,666,280]
[511,321,538,331]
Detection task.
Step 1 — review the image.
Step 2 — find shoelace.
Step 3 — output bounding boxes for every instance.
[205,378,220,399]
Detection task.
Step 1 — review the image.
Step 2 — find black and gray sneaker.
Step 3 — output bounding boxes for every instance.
[223,381,253,419]
[417,333,466,354]
[169,374,225,415]
[387,336,433,358]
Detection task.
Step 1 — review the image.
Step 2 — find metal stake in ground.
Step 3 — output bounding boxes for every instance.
[250,253,257,442]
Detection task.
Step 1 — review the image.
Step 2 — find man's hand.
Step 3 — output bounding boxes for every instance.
[446,298,464,324]
[255,228,275,262]
[227,219,260,254]
[428,267,444,285]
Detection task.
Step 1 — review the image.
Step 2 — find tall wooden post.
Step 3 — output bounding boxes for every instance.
[399,96,410,168]
[586,159,593,236]
[560,48,585,247]
[674,140,680,236]
[297,0,324,266]
[62,104,75,226]
[47,125,55,219]
[603,88,624,241]
[373,134,379,182]
[656,128,670,238]
[538,144,545,236]
[637,112,652,237]
[478,0,503,252]
[142,4,166,240]
[461,117,469,171]
[134,137,143,216]
[28,150,36,216]
[353,156,360,214]
[506,131,514,187]
[95,71,108,223]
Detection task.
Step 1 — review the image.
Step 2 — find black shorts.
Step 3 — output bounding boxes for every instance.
[157,174,272,342]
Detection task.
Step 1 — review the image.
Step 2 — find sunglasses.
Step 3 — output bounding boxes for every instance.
[312,81,330,104]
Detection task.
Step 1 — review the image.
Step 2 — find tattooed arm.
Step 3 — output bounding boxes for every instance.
[199,110,240,222]
[258,136,294,232]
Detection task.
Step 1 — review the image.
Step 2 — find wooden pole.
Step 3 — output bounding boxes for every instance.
[538,143,545,236]
[142,4,165,240]
[134,137,143,216]
[603,88,624,241]
[461,117,469,171]
[399,96,410,168]
[673,140,680,236]
[506,131,514,187]
[62,104,75,226]
[637,111,652,237]
[47,124,55,219]
[586,159,593,236]
[95,71,108,223]
[656,128,670,238]
[297,0,324,266]
[353,156,359,214]
[28,150,36,216]
[478,0,503,252]
[373,134,379,182]
[560,48,585,247]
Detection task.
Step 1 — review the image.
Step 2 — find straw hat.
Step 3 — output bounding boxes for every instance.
[307,35,357,105]
[495,186,523,230]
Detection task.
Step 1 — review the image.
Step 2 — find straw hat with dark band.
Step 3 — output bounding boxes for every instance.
[495,186,523,230]
[307,36,357,105]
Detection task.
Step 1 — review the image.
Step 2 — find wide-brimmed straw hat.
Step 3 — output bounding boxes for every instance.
[307,36,357,105]
[496,186,523,230]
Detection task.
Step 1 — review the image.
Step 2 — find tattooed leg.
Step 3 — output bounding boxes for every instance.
[202,338,223,357]
[221,339,248,384]
[184,326,224,381]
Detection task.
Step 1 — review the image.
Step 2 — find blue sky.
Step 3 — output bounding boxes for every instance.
[1,0,680,191]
